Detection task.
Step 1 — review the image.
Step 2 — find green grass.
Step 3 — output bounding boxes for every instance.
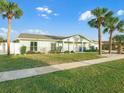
[0,52,99,72]
[0,59,124,93]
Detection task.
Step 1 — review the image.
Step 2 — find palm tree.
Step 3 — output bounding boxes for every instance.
[88,7,113,55]
[1,1,23,55]
[113,35,124,54]
[103,17,119,54]
[104,17,124,54]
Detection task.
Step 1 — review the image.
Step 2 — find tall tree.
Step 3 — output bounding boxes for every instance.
[113,35,124,54]
[88,7,113,55]
[1,1,23,55]
[104,17,124,54]
[103,17,119,54]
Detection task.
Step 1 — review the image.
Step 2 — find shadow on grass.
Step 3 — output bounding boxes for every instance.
[0,53,99,72]
[0,55,50,72]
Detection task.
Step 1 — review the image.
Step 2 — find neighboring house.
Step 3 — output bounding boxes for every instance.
[102,41,124,53]
[102,41,117,50]
[0,33,98,54]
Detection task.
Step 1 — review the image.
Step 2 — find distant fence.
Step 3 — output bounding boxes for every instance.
[0,42,21,55]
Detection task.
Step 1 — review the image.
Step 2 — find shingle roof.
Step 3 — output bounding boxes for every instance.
[17,33,91,41]
[18,33,67,40]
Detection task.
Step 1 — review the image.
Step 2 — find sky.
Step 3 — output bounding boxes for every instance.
[0,0,124,41]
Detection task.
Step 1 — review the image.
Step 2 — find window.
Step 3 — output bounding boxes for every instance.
[30,42,37,51]
[51,43,56,51]
[90,46,95,50]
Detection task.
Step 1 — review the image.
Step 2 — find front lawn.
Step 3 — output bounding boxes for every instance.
[0,59,124,93]
[0,52,99,72]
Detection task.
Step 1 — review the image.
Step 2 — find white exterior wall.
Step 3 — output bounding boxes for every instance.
[37,41,52,52]
[19,40,54,53]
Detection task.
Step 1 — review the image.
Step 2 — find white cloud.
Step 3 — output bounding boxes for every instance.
[38,14,49,19]
[117,10,124,16]
[26,29,48,35]
[53,13,59,16]
[0,28,8,38]
[47,10,53,14]
[41,14,47,17]
[79,11,94,21]
[36,7,53,14]
[36,6,59,19]
[0,27,17,40]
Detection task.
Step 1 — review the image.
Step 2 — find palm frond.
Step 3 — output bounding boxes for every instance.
[91,7,108,17]
[113,35,124,43]
[1,1,23,19]
[117,21,124,32]
[14,8,23,19]
[2,14,7,19]
[104,11,113,19]
[89,7,112,29]
[104,16,119,33]
[103,27,109,34]
[88,19,98,28]
[0,0,7,13]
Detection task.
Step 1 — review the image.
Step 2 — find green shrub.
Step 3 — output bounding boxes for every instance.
[26,51,35,54]
[26,51,42,54]
[84,49,97,52]
[49,50,56,54]
[20,46,27,54]
[49,50,61,54]
[64,50,70,53]
[71,51,75,53]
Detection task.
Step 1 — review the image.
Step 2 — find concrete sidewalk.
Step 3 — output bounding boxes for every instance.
[0,54,124,83]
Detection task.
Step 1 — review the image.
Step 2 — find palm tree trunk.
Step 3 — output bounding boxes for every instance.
[109,31,113,54]
[98,25,102,55]
[7,18,12,55]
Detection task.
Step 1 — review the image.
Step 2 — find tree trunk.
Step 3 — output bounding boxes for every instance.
[7,18,12,55]
[98,25,102,55]
[109,31,113,54]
